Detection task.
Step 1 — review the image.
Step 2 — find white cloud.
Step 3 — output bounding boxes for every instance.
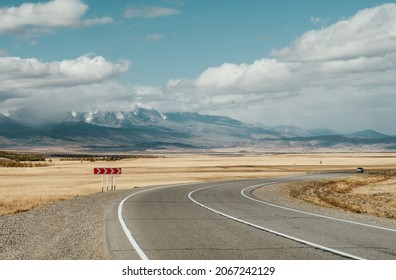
[310,16,330,26]
[273,4,396,61]
[162,3,396,133]
[145,33,164,42]
[0,54,130,89]
[82,17,114,27]
[192,59,301,93]
[124,5,181,18]
[0,0,113,35]
[310,17,323,24]
[0,82,164,118]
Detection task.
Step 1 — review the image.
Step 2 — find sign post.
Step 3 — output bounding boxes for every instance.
[93,168,122,192]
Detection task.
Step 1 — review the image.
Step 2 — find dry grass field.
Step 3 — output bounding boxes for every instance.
[1,152,396,216]
[288,174,396,219]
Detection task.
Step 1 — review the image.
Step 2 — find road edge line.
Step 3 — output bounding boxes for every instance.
[117,182,213,260]
[118,190,150,260]
[242,182,396,233]
[188,184,365,260]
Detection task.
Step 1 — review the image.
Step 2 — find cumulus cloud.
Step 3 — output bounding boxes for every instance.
[180,3,396,95]
[193,59,302,93]
[163,3,396,133]
[273,4,396,61]
[124,5,181,18]
[0,0,113,35]
[0,54,130,89]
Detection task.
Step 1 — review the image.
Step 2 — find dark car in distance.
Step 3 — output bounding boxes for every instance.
[356,167,365,173]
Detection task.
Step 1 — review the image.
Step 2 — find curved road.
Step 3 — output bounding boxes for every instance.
[106,174,396,260]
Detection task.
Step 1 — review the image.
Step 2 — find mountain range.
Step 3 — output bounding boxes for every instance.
[1,107,395,152]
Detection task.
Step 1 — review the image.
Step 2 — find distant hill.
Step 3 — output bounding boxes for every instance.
[1,108,395,151]
[0,113,44,139]
[346,130,390,138]
[307,128,339,136]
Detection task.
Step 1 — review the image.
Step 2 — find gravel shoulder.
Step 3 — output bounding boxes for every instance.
[0,189,131,260]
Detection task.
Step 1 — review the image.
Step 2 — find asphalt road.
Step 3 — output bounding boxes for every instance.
[106,174,396,260]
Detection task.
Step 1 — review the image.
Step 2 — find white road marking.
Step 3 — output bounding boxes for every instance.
[188,184,365,260]
[118,190,150,260]
[242,182,396,233]
[117,182,218,260]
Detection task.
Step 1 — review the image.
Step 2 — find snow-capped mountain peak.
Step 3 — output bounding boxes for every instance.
[84,112,93,123]
[64,108,167,128]
[115,112,125,120]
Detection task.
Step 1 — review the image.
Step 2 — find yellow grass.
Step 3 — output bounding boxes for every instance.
[289,174,396,219]
[1,152,396,216]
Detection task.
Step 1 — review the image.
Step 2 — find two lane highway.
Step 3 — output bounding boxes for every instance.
[106,174,396,260]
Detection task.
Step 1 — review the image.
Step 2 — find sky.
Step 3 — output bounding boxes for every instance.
[0,0,396,134]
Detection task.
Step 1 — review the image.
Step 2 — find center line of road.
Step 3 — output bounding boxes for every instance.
[188,183,365,260]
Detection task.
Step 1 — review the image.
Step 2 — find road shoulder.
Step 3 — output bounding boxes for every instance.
[0,190,130,260]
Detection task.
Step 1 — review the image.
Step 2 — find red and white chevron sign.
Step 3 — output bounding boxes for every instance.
[93,168,122,175]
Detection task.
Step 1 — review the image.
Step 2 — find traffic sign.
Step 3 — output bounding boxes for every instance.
[94,168,122,175]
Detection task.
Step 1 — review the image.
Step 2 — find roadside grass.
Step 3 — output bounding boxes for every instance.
[0,158,51,168]
[0,193,92,216]
[0,197,63,215]
[289,174,396,219]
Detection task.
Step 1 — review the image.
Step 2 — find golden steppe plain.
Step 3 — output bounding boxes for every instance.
[1,152,396,216]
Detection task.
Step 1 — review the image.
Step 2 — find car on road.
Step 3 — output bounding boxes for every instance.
[356,167,365,173]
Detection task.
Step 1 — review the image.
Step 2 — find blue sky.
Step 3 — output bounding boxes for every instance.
[1,0,396,133]
[4,0,390,85]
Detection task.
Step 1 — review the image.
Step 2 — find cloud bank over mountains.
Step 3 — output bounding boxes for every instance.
[0,2,396,134]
